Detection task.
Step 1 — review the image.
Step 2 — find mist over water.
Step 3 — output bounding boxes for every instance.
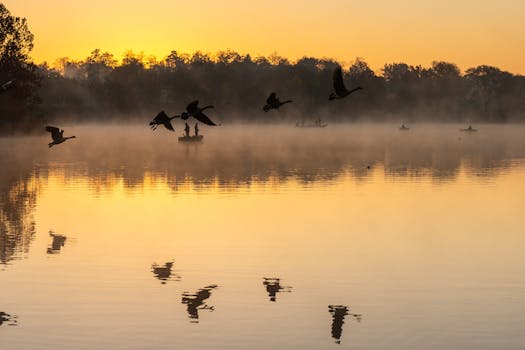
[2,123,524,185]
[1,123,525,349]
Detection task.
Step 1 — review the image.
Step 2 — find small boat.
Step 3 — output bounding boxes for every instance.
[296,123,328,128]
[460,126,477,132]
[399,124,410,131]
[296,118,328,128]
[296,120,328,128]
[178,135,203,143]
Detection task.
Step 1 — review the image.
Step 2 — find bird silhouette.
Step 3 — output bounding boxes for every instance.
[329,66,363,100]
[0,311,18,326]
[181,284,218,322]
[47,232,67,254]
[150,111,178,131]
[151,261,180,284]
[262,277,292,302]
[328,305,362,344]
[0,80,14,94]
[45,126,76,148]
[180,100,218,126]
[263,92,292,112]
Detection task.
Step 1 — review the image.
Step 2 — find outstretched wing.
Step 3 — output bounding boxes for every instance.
[162,121,175,131]
[45,126,62,140]
[193,112,217,126]
[333,66,348,95]
[45,126,60,133]
[266,93,278,105]
[150,110,168,125]
[186,100,199,114]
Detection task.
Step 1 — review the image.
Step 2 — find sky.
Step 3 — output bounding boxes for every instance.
[4,0,525,74]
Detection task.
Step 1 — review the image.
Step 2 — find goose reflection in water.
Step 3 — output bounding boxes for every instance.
[0,311,18,326]
[328,305,362,344]
[181,285,218,323]
[263,278,292,302]
[151,261,180,284]
[46,231,66,254]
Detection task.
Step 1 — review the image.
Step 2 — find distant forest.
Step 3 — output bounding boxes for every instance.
[1,3,525,131]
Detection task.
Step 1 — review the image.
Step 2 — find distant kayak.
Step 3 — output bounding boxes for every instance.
[178,135,203,143]
[296,123,328,128]
[460,127,477,132]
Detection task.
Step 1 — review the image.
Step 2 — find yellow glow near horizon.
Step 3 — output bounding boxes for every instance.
[3,0,525,73]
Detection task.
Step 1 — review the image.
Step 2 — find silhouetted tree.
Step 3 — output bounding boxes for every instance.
[33,52,525,124]
[0,3,40,128]
[465,65,514,121]
[1,1,524,128]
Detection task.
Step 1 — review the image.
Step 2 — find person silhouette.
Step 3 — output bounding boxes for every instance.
[194,123,199,137]
[184,122,190,137]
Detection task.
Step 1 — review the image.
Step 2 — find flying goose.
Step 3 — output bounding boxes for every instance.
[263,92,292,112]
[180,100,219,126]
[45,126,76,148]
[329,66,363,100]
[149,111,178,131]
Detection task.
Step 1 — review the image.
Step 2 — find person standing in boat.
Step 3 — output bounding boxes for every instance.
[194,123,199,137]
[184,122,190,137]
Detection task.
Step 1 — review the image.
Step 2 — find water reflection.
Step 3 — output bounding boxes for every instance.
[0,171,38,265]
[0,126,523,348]
[0,311,18,326]
[328,305,362,344]
[151,261,180,284]
[262,278,292,302]
[47,232,67,254]
[0,125,524,265]
[181,285,218,323]
[1,126,523,192]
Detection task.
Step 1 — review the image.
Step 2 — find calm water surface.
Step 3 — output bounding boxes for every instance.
[1,124,525,349]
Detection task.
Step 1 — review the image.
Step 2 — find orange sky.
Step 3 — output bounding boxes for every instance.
[4,0,525,74]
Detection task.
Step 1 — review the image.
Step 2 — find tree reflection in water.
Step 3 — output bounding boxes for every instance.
[0,173,38,265]
[0,125,523,266]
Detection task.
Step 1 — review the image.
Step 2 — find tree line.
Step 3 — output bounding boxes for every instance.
[1,3,524,131]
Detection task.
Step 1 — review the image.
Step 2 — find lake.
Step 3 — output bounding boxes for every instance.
[1,124,524,349]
